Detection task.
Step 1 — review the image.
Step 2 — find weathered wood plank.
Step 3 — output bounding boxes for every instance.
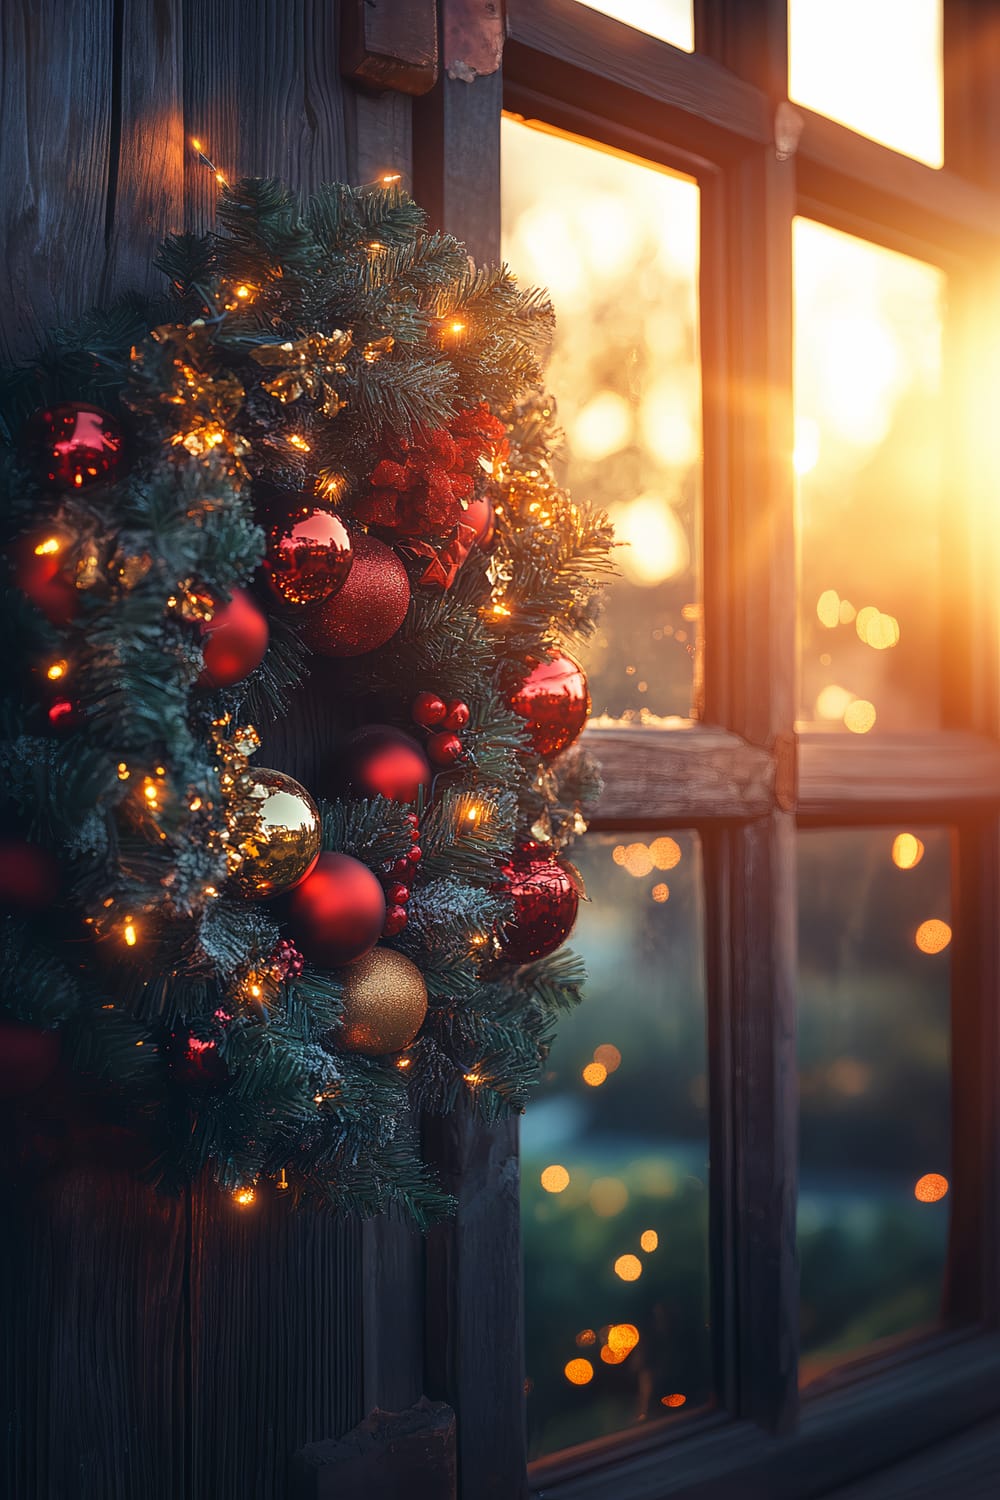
[798,731,1000,819]
[583,725,775,824]
[340,0,438,97]
[189,1180,364,1500]
[0,0,115,364]
[292,1399,456,1500]
[0,1157,187,1500]
[182,0,349,231]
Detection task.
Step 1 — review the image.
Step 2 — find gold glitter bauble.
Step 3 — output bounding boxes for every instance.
[230,769,322,899]
[336,947,428,1056]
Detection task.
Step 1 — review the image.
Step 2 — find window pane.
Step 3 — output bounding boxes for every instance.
[794,219,946,734]
[522,832,710,1459]
[573,0,694,51]
[788,0,943,168]
[501,117,703,723]
[798,827,951,1384]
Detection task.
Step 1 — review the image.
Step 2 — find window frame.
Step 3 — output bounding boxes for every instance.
[411,2,1000,1496]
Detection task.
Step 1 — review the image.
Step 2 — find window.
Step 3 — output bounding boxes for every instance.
[416,3,1000,1496]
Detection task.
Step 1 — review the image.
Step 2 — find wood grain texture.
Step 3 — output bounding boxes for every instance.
[182,0,349,231]
[292,1399,456,1500]
[190,1181,363,1500]
[0,1164,187,1500]
[413,66,502,264]
[424,1107,526,1500]
[798,731,1000,820]
[0,0,115,364]
[582,725,775,825]
[341,0,438,97]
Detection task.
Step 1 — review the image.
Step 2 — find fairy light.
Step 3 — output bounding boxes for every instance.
[232,1186,256,1207]
[123,918,138,947]
[234,284,252,300]
[46,660,68,681]
[464,1070,483,1087]
[382,172,402,184]
[117,762,130,780]
[276,1168,289,1192]
[287,433,311,452]
[33,537,61,556]
[396,1056,412,1070]
[189,796,203,811]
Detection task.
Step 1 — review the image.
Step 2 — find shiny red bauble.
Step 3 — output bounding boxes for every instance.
[382,905,408,937]
[25,402,124,491]
[168,1021,229,1092]
[265,507,354,607]
[301,532,410,658]
[0,841,60,910]
[411,691,447,728]
[13,532,78,625]
[426,731,463,767]
[442,699,470,731]
[197,587,270,688]
[0,1020,61,1099]
[497,843,580,962]
[464,495,495,549]
[509,647,590,760]
[340,725,432,803]
[287,852,386,968]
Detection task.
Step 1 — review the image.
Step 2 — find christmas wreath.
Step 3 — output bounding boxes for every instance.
[0,179,614,1221]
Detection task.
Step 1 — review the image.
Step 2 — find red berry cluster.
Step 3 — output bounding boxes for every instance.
[411,690,469,768]
[381,812,422,937]
[354,404,506,538]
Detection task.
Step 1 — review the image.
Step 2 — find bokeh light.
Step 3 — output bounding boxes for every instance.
[607,1323,640,1353]
[892,833,925,870]
[614,1254,643,1282]
[593,1043,622,1073]
[661,1393,687,1408]
[540,1164,571,1194]
[564,1358,594,1386]
[640,1229,659,1252]
[590,1177,629,1217]
[914,1173,949,1203]
[915,919,952,954]
[652,883,670,903]
[844,699,877,734]
[575,1328,597,1347]
[622,842,655,877]
[582,1061,608,1087]
[650,836,682,870]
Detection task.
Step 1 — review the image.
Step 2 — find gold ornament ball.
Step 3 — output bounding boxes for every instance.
[336,947,428,1056]
[230,768,322,899]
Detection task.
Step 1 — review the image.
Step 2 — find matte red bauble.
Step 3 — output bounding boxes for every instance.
[464,495,495,549]
[168,1021,229,1092]
[509,648,590,759]
[0,1020,61,1099]
[340,726,431,803]
[266,508,354,606]
[0,841,60,911]
[197,587,270,687]
[286,852,386,968]
[13,532,78,625]
[300,532,410,658]
[25,402,124,491]
[497,843,580,962]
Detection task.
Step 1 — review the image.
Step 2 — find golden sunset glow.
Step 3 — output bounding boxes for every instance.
[573,0,693,51]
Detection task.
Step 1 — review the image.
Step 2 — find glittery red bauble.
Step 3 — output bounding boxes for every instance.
[13,532,78,625]
[266,508,354,606]
[168,1021,229,1092]
[0,841,60,910]
[300,532,410,658]
[464,495,495,549]
[197,587,270,688]
[498,843,580,962]
[0,1020,61,1099]
[411,691,447,728]
[25,402,124,491]
[426,731,463,767]
[340,726,431,803]
[509,648,590,759]
[287,852,386,968]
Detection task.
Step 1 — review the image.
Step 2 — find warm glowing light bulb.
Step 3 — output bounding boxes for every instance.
[123,920,137,947]
[381,172,402,184]
[233,1186,256,1207]
[235,284,251,299]
[46,660,67,680]
[540,1164,570,1193]
[191,137,203,152]
[287,433,311,452]
[34,537,61,556]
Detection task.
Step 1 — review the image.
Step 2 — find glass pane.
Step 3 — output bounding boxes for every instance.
[573,0,694,51]
[798,827,952,1384]
[788,0,943,167]
[522,832,711,1459]
[501,117,703,723]
[794,218,946,734]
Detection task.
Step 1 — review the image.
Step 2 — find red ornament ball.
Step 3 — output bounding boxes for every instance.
[464,495,495,549]
[0,841,60,911]
[497,843,580,962]
[301,532,410,658]
[426,731,463,767]
[198,587,270,688]
[386,882,410,906]
[411,691,447,728]
[340,726,431,804]
[287,852,386,968]
[168,1021,229,1092]
[509,648,590,760]
[442,699,470,731]
[266,507,354,607]
[25,402,124,491]
[13,532,78,625]
[0,1020,61,1099]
